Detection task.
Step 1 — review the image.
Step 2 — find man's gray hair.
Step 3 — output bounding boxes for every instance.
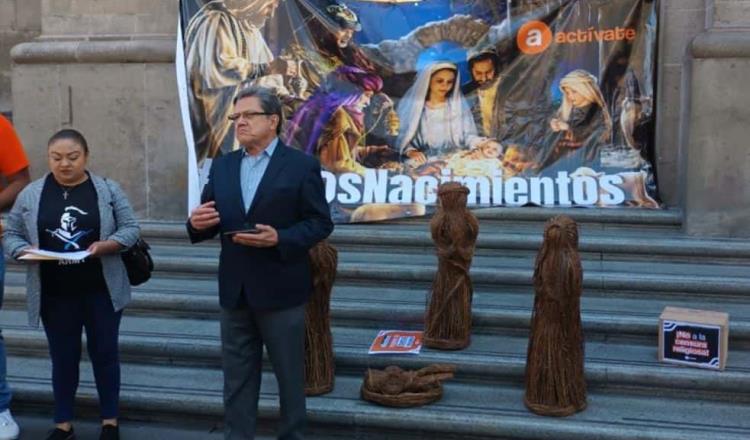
[233,86,283,134]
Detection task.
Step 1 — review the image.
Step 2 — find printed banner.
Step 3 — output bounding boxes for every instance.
[178,0,661,222]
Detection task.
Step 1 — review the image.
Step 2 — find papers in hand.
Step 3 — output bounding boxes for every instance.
[18,249,91,261]
[368,330,423,355]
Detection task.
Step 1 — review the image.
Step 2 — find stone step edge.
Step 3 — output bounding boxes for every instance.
[152,236,750,261]
[146,227,750,259]
[3,289,750,341]
[9,367,748,440]
[141,261,750,295]
[142,208,681,231]
[3,328,748,399]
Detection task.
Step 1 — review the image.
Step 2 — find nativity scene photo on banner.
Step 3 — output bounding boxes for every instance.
[178,0,660,223]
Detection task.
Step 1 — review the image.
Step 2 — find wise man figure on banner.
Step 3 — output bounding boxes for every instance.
[185,0,281,164]
[284,66,397,175]
[287,1,379,96]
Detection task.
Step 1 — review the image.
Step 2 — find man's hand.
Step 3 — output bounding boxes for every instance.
[87,240,122,257]
[232,224,278,248]
[190,201,221,231]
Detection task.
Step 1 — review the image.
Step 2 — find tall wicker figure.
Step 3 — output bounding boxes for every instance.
[424,183,479,350]
[305,240,338,395]
[524,215,587,416]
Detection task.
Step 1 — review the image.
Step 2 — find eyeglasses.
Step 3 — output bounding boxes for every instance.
[228,111,272,121]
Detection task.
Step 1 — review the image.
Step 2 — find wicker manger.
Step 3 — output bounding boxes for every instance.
[361,364,456,408]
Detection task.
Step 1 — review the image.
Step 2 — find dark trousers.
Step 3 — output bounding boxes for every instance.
[40,291,122,423]
[220,301,306,440]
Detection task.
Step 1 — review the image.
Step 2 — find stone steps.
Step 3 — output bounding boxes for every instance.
[5,208,750,438]
[121,253,750,298]
[143,215,750,266]
[6,355,750,440]
[1,309,749,404]
[5,275,750,343]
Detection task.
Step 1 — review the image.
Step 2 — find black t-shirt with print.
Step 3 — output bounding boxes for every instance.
[38,174,108,296]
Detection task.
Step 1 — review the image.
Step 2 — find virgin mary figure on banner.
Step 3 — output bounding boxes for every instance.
[396,61,501,168]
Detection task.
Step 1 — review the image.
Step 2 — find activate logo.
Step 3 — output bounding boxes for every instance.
[517,20,637,55]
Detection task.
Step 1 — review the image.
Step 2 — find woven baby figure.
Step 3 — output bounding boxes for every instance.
[304,240,338,395]
[524,215,587,416]
[424,182,479,350]
[361,364,456,407]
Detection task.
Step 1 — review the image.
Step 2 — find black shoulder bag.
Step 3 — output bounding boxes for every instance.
[121,238,154,286]
[105,178,154,286]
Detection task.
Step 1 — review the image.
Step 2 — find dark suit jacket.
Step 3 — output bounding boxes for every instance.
[187,142,334,310]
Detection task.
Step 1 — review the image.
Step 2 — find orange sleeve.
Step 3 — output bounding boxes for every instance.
[0,115,29,177]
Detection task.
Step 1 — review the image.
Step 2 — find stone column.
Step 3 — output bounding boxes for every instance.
[655,0,708,207]
[1,0,41,114]
[11,0,185,220]
[682,0,750,237]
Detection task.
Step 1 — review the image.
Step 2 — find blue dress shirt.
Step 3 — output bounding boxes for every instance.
[240,138,278,213]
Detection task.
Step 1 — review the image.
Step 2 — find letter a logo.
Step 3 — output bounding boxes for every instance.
[517,20,553,55]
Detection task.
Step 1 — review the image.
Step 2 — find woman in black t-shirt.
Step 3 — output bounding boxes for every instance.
[2,129,140,440]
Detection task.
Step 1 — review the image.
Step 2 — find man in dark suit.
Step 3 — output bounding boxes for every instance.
[187,86,333,440]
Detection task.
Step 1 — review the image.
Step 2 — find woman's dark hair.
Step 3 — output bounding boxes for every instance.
[48,128,89,155]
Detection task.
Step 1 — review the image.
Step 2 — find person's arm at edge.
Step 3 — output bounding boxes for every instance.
[0,167,30,211]
[2,185,33,260]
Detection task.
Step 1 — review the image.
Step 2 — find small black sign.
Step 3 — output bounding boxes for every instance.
[662,320,721,369]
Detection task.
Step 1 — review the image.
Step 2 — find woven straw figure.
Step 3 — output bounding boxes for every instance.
[424,182,479,350]
[524,215,587,416]
[304,240,338,395]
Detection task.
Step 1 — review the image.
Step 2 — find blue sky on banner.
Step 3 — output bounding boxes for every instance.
[352,1,504,43]
[349,0,509,83]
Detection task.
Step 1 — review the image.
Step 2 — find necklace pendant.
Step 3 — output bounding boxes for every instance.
[63,190,68,200]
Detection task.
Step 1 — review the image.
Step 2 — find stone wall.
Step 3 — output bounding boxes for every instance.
[655,0,707,208]
[40,0,175,37]
[11,0,185,220]
[712,0,750,27]
[0,0,41,113]
[681,1,750,237]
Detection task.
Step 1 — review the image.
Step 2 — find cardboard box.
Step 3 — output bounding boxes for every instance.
[659,307,729,371]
